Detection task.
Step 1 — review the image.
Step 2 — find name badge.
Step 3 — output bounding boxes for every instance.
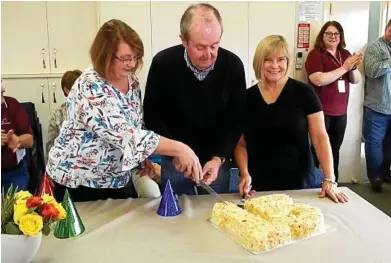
[338,79,346,93]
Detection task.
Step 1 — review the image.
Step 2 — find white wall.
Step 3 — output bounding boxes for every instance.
[329,2,370,183]
[2,1,373,183]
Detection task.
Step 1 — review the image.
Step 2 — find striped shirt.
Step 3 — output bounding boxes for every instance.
[184,49,214,81]
[364,37,391,114]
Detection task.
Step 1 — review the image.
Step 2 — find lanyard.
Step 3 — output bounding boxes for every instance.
[329,51,342,67]
[327,51,343,80]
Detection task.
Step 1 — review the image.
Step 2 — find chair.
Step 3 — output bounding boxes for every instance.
[20,102,46,194]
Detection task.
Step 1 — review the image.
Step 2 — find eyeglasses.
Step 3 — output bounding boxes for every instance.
[113,54,141,64]
[324,32,340,38]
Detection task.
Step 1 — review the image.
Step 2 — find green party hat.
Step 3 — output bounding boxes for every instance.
[54,189,85,239]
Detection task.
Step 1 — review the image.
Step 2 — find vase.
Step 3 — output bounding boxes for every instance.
[1,232,42,263]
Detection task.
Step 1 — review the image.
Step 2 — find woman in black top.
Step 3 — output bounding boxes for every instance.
[234,35,348,203]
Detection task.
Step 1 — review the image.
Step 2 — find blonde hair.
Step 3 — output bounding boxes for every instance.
[253,35,291,81]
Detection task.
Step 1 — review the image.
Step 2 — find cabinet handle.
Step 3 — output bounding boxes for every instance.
[41,48,46,69]
[41,84,45,103]
[53,48,57,68]
[52,82,57,103]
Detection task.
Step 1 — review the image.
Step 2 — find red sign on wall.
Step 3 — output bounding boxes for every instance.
[297,23,310,49]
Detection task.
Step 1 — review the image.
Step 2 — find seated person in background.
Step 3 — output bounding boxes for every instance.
[46,69,82,156]
[1,81,34,191]
[46,19,201,202]
[234,35,348,203]
[144,3,246,196]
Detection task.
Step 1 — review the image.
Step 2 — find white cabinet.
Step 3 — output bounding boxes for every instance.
[2,77,64,158]
[46,2,97,74]
[150,1,249,85]
[2,78,52,157]
[98,1,152,98]
[1,2,50,74]
[248,1,296,85]
[1,2,98,75]
[47,78,64,115]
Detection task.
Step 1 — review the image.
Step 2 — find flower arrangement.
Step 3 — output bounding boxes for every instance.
[1,187,66,237]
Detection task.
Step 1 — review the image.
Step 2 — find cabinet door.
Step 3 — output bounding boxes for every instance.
[46,2,98,74]
[151,2,249,85]
[1,2,50,74]
[2,78,51,158]
[98,1,152,99]
[248,1,296,85]
[47,78,65,115]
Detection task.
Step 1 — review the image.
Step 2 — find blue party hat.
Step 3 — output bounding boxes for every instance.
[157,180,182,217]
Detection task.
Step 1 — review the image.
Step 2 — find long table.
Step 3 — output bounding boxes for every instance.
[34,187,391,263]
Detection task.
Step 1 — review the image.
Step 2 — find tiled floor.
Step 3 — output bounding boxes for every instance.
[341,182,391,217]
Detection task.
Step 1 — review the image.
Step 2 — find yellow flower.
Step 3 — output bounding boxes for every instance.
[53,202,67,220]
[19,214,43,237]
[15,191,32,200]
[14,202,28,224]
[15,198,27,206]
[42,194,55,204]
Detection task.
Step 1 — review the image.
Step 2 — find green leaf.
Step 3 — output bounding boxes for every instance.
[42,225,51,236]
[1,187,17,234]
[5,222,21,235]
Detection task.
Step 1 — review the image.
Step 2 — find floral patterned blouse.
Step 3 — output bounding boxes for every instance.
[46,67,160,188]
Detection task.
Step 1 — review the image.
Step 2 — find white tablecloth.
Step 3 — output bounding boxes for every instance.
[34,187,391,263]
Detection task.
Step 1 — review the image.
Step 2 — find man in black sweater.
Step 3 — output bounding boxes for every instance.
[144,3,246,196]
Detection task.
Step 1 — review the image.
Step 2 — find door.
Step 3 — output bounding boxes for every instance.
[47,77,64,115]
[328,1,370,182]
[46,1,98,74]
[1,2,50,74]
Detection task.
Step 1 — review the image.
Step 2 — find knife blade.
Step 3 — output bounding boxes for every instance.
[198,180,227,204]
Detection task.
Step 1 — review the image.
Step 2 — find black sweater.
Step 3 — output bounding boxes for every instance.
[143,45,246,165]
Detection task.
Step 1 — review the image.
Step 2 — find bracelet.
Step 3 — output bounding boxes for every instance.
[322,178,338,186]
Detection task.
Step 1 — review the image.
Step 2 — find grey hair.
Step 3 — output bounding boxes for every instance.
[180,3,223,41]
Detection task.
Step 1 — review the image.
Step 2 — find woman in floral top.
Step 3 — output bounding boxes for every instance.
[46,19,203,202]
[46,69,82,158]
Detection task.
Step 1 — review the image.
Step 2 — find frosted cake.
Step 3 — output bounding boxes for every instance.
[210,202,291,252]
[210,194,325,252]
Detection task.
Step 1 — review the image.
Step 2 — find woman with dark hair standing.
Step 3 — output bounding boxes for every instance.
[305,21,362,182]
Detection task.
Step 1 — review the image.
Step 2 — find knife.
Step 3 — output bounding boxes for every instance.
[198,180,228,204]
